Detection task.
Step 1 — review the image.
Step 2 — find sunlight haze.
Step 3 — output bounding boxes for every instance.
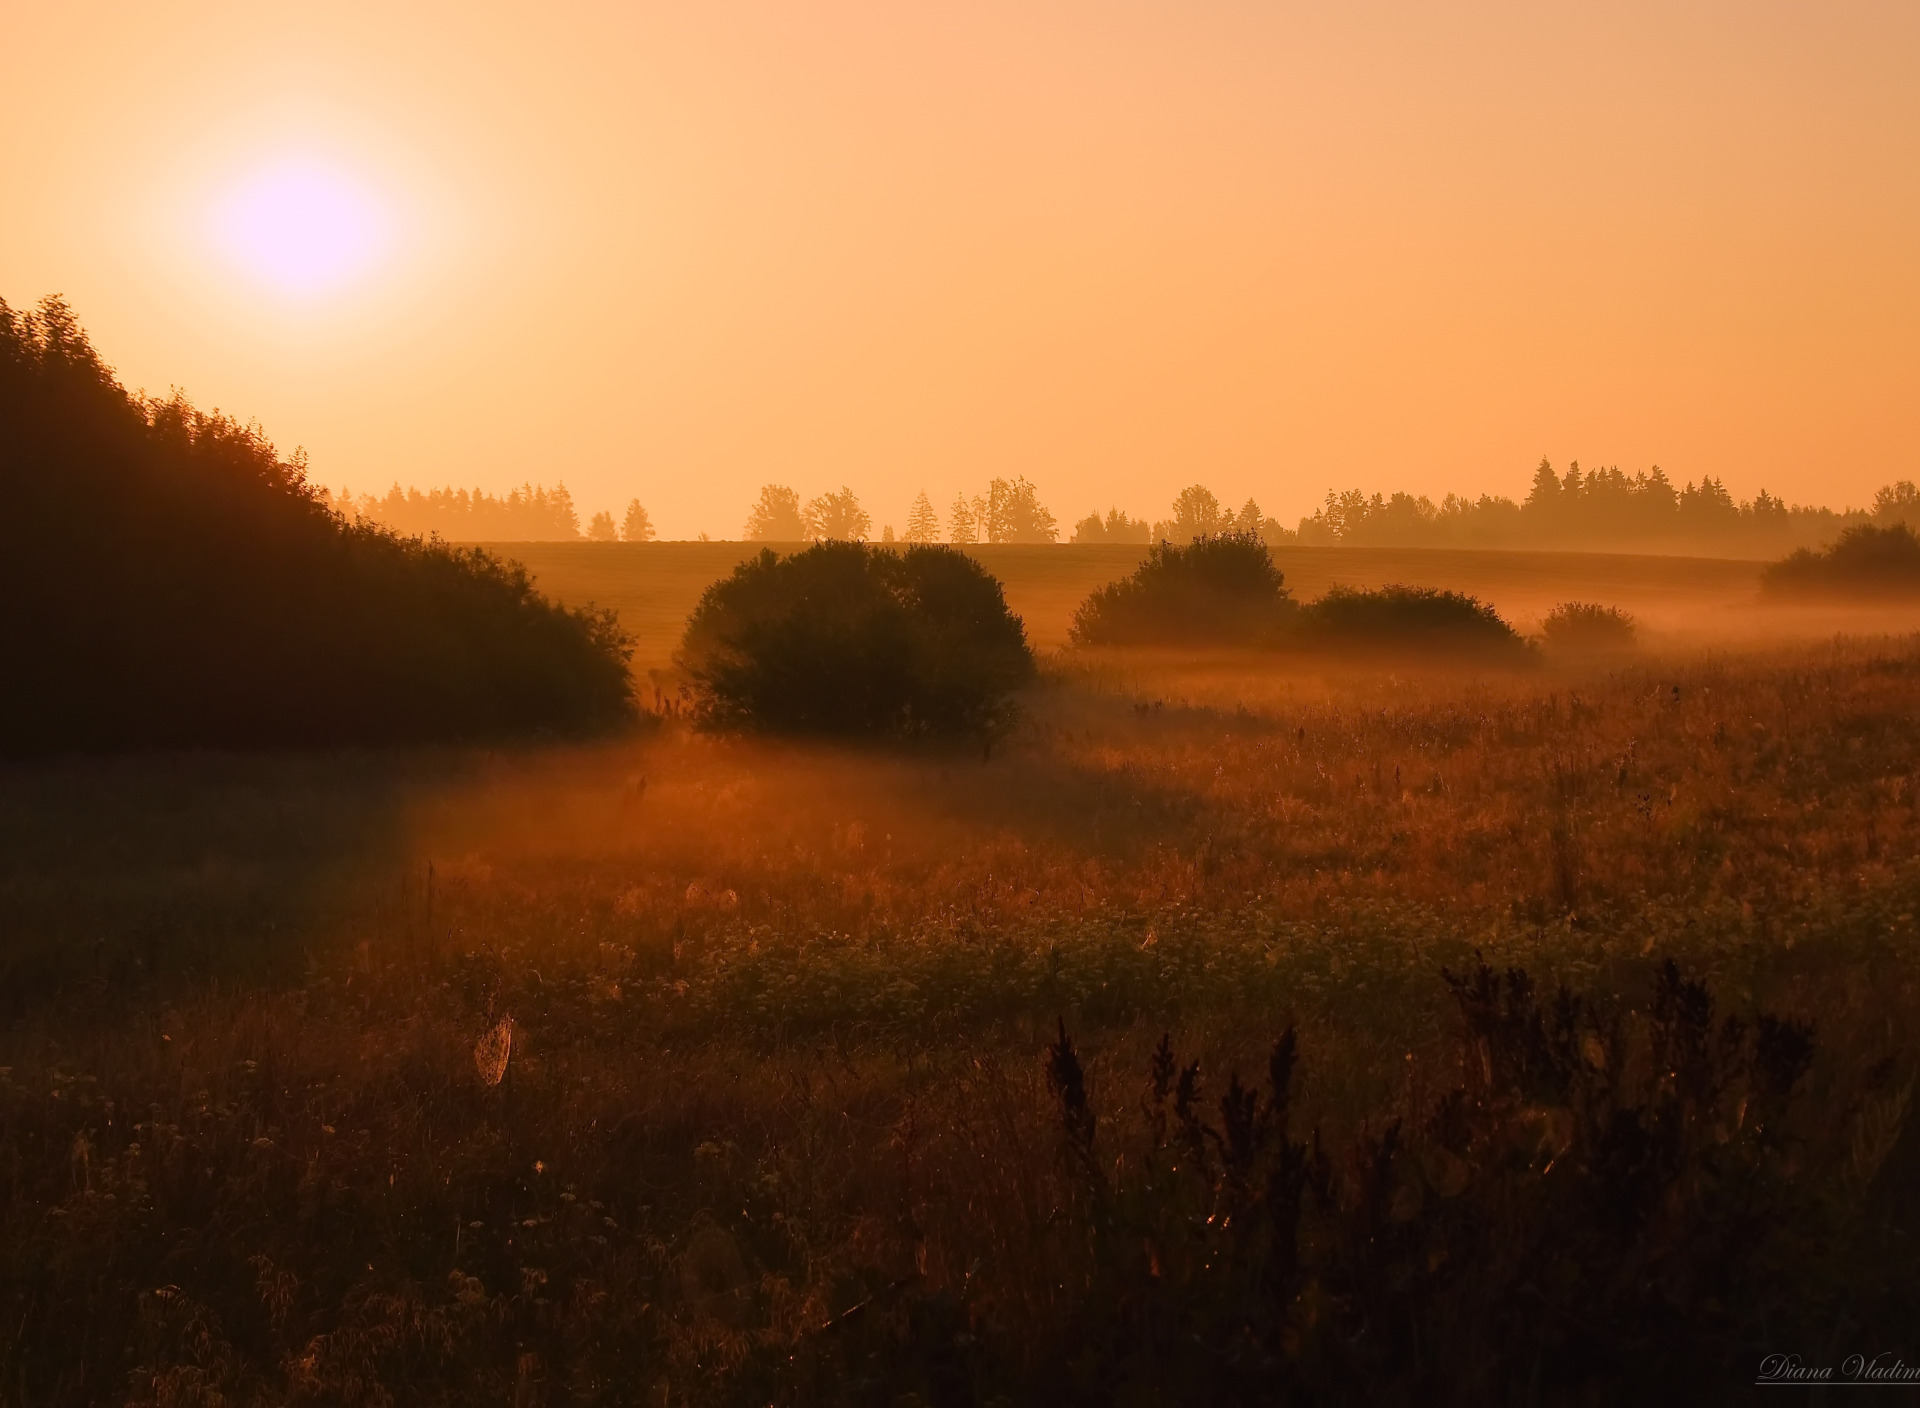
[5,0,1916,537]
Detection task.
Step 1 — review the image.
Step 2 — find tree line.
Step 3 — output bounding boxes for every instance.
[324,484,658,543]
[328,461,1915,555]
[1283,461,1910,555]
[3,298,633,750]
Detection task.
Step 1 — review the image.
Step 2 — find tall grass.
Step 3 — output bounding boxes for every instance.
[3,641,1918,1402]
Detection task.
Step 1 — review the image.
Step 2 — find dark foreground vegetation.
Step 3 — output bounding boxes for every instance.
[1763,522,1920,601]
[2,639,1917,1403]
[1069,533,1295,647]
[1299,584,1532,663]
[1541,601,1639,653]
[678,541,1034,739]
[1070,535,1538,664]
[0,299,633,751]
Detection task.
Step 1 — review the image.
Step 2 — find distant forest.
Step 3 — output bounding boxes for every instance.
[1281,462,1911,556]
[332,461,1914,556]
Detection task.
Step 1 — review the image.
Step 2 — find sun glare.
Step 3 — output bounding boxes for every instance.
[211,159,389,299]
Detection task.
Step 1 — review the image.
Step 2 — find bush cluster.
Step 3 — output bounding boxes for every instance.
[1069,536,1536,662]
[678,540,1034,738]
[1299,583,1533,662]
[1069,532,1297,646]
[1541,600,1639,652]
[0,298,635,751]
[1762,522,1920,598]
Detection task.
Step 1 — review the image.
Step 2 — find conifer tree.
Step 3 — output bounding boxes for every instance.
[905,490,941,543]
[949,492,978,544]
[622,499,656,542]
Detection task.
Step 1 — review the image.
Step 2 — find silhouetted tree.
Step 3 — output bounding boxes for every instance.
[975,476,1059,543]
[804,486,871,540]
[744,484,807,541]
[949,491,979,545]
[1071,533,1296,646]
[622,499,656,542]
[1153,485,1231,543]
[1071,507,1152,544]
[679,542,1033,738]
[904,491,942,543]
[0,297,633,751]
[587,510,619,542]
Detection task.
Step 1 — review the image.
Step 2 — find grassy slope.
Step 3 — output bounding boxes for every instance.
[480,541,1773,669]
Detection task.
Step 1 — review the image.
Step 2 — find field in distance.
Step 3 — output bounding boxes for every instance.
[478,541,1840,672]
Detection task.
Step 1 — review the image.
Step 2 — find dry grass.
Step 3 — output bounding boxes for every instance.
[4,639,1920,1402]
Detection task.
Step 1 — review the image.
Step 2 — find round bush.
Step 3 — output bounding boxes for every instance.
[1541,602,1638,653]
[1069,533,1296,647]
[1302,585,1533,663]
[678,541,1034,737]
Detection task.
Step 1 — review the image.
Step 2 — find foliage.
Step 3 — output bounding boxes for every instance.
[1003,960,1855,1403]
[904,491,942,544]
[743,484,808,541]
[948,490,978,544]
[1542,601,1638,652]
[1293,457,1888,555]
[803,485,871,541]
[1301,584,1534,663]
[1143,484,1287,546]
[678,540,1033,737]
[0,297,635,751]
[1071,507,1153,544]
[965,476,1058,544]
[324,480,584,540]
[622,499,657,542]
[1070,532,1296,646]
[586,509,619,541]
[1762,522,1920,598]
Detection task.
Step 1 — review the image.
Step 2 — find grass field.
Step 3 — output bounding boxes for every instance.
[481,541,1920,676]
[5,632,1920,1402]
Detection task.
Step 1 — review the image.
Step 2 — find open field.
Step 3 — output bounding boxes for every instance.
[5,637,1920,1402]
[481,541,1920,673]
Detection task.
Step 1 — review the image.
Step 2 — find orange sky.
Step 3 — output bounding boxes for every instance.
[5,1,1917,538]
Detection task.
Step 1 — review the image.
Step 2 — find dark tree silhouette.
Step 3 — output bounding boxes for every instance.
[678,541,1033,738]
[0,297,633,752]
[1070,533,1296,646]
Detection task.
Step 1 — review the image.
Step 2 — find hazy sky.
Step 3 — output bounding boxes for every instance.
[6,1,1917,537]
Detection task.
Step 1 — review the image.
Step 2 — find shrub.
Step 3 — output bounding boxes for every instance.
[1762,522,1920,598]
[1069,532,1296,646]
[678,540,1033,737]
[1301,584,1533,663]
[0,298,635,751]
[1541,601,1638,652]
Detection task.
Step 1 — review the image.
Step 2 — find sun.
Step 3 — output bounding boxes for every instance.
[211,158,390,299]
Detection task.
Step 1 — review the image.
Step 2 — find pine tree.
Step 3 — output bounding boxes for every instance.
[622,500,656,542]
[949,492,978,544]
[1525,458,1561,513]
[587,510,619,542]
[905,491,941,543]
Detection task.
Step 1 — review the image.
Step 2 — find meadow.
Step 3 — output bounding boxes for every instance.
[6,594,1920,1401]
